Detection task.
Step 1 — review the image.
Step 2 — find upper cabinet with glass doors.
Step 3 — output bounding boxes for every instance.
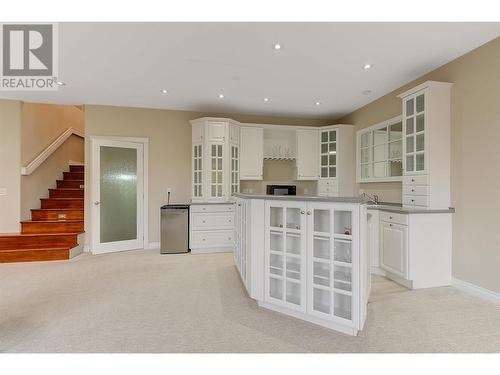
[357,117,403,183]
[398,81,452,209]
[190,118,241,202]
[318,125,355,197]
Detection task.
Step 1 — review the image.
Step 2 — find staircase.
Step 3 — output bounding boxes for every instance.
[0,165,85,263]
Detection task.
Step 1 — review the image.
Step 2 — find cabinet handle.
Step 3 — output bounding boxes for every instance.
[389,224,393,227]
[411,179,415,182]
[389,216,393,219]
[411,189,415,192]
[411,199,415,202]
[202,208,206,211]
[229,219,232,223]
[202,220,206,223]
[307,211,311,215]
[202,238,206,241]
[300,210,305,214]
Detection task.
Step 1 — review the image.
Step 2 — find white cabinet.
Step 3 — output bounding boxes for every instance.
[264,200,308,312]
[240,127,264,180]
[295,129,318,180]
[318,125,355,197]
[380,221,408,279]
[190,118,241,202]
[190,203,235,254]
[261,199,365,334]
[377,210,452,289]
[399,81,452,209]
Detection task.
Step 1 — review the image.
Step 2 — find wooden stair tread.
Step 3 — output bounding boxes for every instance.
[49,188,83,190]
[21,220,83,223]
[41,198,84,200]
[0,232,83,237]
[0,246,70,253]
[32,208,84,211]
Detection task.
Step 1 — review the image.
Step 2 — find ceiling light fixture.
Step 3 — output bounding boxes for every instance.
[273,43,281,50]
[263,97,269,102]
[315,101,321,106]
[161,89,168,94]
[363,63,373,70]
[218,94,224,99]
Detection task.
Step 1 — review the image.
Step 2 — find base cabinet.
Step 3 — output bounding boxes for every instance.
[259,199,366,335]
[378,211,452,289]
[190,204,235,254]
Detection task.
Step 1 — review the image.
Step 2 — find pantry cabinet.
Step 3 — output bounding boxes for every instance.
[190,118,241,202]
[318,125,355,197]
[399,81,452,209]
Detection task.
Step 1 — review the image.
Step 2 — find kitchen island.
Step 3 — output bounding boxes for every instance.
[233,194,370,336]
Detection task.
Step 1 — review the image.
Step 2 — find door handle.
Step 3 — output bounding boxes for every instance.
[94,201,100,205]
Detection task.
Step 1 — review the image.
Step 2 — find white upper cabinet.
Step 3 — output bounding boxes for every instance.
[318,125,355,197]
[295,129,319,180]
[398,81,452,209]
[240,127,264,180]
[207,121,227,142]
[191,118,241,202]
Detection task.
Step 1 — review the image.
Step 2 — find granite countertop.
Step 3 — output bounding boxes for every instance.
[367,202,455,214]
[233,193,365,204]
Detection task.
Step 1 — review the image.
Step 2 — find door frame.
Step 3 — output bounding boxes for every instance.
[89,136,149,254]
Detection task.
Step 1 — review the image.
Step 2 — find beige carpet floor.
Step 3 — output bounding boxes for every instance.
[1,250,499,353]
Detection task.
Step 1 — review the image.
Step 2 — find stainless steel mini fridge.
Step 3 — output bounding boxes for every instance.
[160,205,189,254]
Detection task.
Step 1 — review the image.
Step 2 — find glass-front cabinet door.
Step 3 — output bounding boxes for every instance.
[319,129,337,178]
[192,143,203,199]
[209,143,224,199]
[230,144,239,195]
[307,203,358,324]
[404,91,426,174]
[265,201,307,312]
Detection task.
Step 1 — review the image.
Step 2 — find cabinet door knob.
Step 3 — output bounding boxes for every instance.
[389,216,393,219]
[389,224,393,227]
[411,199,415,202]
[411,179,415,182]
[202,220,206,223]
[411,189,415,192]
[307,211,311,215]
[300,210,305,214]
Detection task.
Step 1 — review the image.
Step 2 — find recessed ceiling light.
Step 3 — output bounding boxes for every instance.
[362,90,372,95]
[263,97,269,102]
[161,89,168,94]
[218,94,224,99]
[315,101,321,106]
[363,63,373,70]
[273,43,281,50]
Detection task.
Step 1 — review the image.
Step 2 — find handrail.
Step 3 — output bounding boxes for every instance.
[21,127,84,175]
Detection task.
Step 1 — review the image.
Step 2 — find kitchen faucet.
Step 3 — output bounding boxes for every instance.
[361,192,379,204]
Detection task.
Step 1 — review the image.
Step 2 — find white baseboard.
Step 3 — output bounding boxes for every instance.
[191,247,233,254]
[147,242,160,249]
[371,267,386,276]
[452,278,500,304]
[69,160,84,166]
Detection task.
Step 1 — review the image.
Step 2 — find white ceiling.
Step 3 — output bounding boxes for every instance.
[1,23,499,119]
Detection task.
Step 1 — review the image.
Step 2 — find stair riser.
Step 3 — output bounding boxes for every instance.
[63,172,84,180]
[21,222,84,234]
[41,199,84,209]
[57,180,84,189]
[0,249,70,263]
[31,209,84,221]
[49,189,84,198]
[69,165,84,172]
[0,235,77,250]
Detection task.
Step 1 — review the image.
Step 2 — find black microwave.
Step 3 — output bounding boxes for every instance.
[266,185,297,196]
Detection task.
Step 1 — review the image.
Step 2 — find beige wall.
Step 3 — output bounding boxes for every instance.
[20,103,85,220]
[241,160,317,195]
[336,37,500,293]
[0,100,22,232]
[84,106,330,247]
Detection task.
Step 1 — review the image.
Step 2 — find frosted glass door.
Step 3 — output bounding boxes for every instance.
[92,139,144,254]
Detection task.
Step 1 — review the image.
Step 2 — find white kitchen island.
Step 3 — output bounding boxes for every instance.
[233,194,370,336]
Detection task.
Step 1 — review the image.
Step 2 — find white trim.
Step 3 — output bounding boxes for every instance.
[147,242,160,249]
[89,136,149,254]
[191,247,233,254]
[21,127,84,175]
[397,80,453,99]
[69,160,84,166]
[452,278,500,304]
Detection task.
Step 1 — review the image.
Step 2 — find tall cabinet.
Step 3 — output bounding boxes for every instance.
[190,118,241,202]
[318,125,355,197]
[399,81,452,209]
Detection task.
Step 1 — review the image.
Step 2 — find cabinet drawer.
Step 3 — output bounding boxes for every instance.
[403,195,429,207]
[191,230,234,248]
[317,191,339,197]
[318,185,339,194]
[403,175,429,186]
[403,185,429,196]
[190,204,234,213]
[380,211,408,226]
[192,213,234,229]
[318,178,338,188]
